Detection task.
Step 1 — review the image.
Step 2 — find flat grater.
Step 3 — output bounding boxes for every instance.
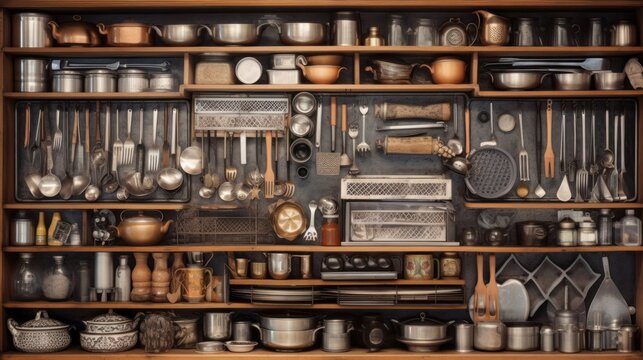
[316,96,340,176]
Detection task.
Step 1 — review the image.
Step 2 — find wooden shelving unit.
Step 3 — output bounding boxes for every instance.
[182,84,477,93]
[476,90,643,98]
[3,92,186,100]
[464,202,643,209]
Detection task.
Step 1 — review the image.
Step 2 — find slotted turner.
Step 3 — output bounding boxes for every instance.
[316,97,340,176]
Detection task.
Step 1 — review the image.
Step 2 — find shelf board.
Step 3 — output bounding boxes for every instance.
[3,92,186,100]
[5,245,643,253]
[182,84,476,93]
[2,348,640,359]
[476,90,643,98]
[465,202,643,209]
[2,301,465,310]
[6,46,642,57]
[229,279,465,286]
[3,203,187,210]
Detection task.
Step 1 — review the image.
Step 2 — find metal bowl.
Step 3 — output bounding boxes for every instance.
[487,71,548,90]
[277,22,326,45]
[553,73,591,91]
[290,114,314,137]
[292,92,317,115]
[271,201,307,241]
[195,341,225,353]
[593,71,626,90]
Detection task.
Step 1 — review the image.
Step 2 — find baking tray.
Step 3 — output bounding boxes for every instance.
[466,98,638,202]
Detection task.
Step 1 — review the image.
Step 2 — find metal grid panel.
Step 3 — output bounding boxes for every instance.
[193,95,289,131]
[351,224,447,242]
[341,175,452,200]
[351,210,446,225]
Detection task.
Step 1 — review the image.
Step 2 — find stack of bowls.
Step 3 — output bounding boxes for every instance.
[80,311,139,353]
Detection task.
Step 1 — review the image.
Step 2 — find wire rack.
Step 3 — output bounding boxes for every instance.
[193,94,290,131]
[174,207,274,245]
[341,175,452,200]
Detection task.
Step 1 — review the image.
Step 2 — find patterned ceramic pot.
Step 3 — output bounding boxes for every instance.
[7,311,71,353]
[80,329,138,352]
[83,310,141,333]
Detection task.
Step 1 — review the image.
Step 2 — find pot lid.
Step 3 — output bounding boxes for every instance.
[261,312,315,319]
[85,69,116,76]
[118,69,148,75]
[559,217,576,229]
[16,311,69,330]
[109,22,150,27]
[53,70,83,76]
[121,211,162,224]
[399,312,443,326]
[85,310,131,325]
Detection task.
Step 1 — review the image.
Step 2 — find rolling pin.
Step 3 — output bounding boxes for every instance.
[375,102,452,121]
[376,135,455,159]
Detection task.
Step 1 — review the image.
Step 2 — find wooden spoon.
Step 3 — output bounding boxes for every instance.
[473,253,486,322]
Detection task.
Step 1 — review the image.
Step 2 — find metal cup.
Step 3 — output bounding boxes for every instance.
[514,18,540,46]
[203,312,233,341]
[235,258,249,278]
[266,253,291,280]
[232,321,253,341]
[454,322,474,352]
[250,262,267,279]
[297,254,312,279]
[587,17,604,46]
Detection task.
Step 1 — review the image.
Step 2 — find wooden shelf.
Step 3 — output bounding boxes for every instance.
[476,90,643,98]
[2,348,641,360]
[3,92,186,100]
[182,84,476,93]
[464,202,643,209]
[229,279,465,286]
[6,245,643,253]
[2,301,465,310]
[3,203,187,210]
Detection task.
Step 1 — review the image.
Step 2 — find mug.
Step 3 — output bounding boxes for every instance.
[235,258,249,278]
[174,265,213,303]
[250,262,267,279]
[404,254,440,280]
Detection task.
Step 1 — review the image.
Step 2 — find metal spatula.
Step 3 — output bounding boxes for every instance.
[316,97,340,176]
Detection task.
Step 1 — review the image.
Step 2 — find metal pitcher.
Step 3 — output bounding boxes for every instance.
[203,312,234,341]
[264,252,292,280]
[513,18,541,46]
[550,17,580,46]
[610,20,638,46]
[475,10,511,46]
[587,17,605,46]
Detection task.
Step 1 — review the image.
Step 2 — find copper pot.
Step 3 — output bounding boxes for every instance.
[49,15,101,46]
[112,210,174,245]
[97,22,152,46]
[420,57,467,84]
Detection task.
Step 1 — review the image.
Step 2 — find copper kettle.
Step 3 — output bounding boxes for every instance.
[474,10,511,46]
[48,15,101,47]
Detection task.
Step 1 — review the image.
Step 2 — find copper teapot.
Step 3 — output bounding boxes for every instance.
[474,10,511,46]
[48,15,101,47]
[112,210,174,246]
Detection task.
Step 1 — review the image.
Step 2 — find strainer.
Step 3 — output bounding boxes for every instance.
[465,147,517,199]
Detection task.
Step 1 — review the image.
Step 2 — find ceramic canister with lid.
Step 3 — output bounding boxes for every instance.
[12,211,34,246]
[557,217,577,246]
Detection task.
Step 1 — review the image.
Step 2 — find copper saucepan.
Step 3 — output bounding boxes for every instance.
[97,22,153,46]
[421,57,467,84]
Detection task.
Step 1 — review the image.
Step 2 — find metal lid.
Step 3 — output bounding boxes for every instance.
[235,57,262,85]
[559,217,576,229]
[85,69,117,76]
[118,69,148,76]
[578,220,596,229]
[53,70,83,77]
[85,310,131,325]
[16,311,69,330]
[540,325,555,334]
[399,312,443,326]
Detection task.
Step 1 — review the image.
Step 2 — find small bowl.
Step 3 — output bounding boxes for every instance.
[195,341,225,353]
[290,114,314,137]
[225,340,258,353]
[292,92,317,115]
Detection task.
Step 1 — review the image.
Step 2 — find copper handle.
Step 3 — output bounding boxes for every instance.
[341,103,347,132]
[24,104,30,148]
[330,96,337,126]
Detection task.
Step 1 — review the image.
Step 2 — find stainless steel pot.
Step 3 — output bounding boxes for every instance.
[203,312,233,341]
[117,69,149,92]
[85,69,117,92]
[594,71,626,90]
[259,312,318,331]
[391,313,454,341]
[474,320,507,351]
[553,73,591,91]
[52,70,83,92]
[486,71,548,90]
[275,22,326,45]
[252,325,323,351]
[152,24,203,46]
[200,23,271,45]
[265,253,292,280]
[559,324,581,353]
[506,322,540,351]
[149,73,178,91]
[323,332,351,352]
[15,58,48,92]
[12,13,53,47]
[610,20,638,46]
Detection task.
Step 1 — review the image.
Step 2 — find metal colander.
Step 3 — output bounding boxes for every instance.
[465,147,517,199]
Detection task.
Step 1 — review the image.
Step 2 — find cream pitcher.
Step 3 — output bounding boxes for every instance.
[474,10,511,46]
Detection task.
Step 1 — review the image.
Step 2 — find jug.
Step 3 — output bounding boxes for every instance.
[475,10,511,46]
[514,17,541,46]
[550,17,580,46]
[587,17,605,46]
[439,18,478,46]
[408,18,438,46]
[172,265,213,303]
[610,20,638,46]
[333,11,359,46]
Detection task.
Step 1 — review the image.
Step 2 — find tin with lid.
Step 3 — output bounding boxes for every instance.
[52,70,83,92]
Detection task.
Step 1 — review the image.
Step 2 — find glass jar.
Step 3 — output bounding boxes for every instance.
[77,260,90,302]
[42,255,73,301]
[387,14,406,46]
[12,253,41,301]
[68,223,81,246]
[598,209,613,245]
[321,215,341,246]
[557,217,578,246]
[440,252,461,279]
[194,53,235,85]
[578,219,598,246]
[620,210,642,246]
[410,18,438,46]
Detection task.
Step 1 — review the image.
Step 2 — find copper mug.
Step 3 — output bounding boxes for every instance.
[174,265,213,303]
[404,254,440,280]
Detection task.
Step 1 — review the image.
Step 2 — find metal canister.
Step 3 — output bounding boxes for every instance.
[333,11,359,46]
[617,325,638,352]
[323,332,351,352]
[586,327,604,351]
[149,73,178,91]
[540,325,555,352]
[12,12,52,47]
[12,211,34,246]
[324,318,353,335]
[604,323,621,350]
[235,57,262,85]
[85,69,117,92]
[52,70,83,92]
[15,58,48,92]
[118,69,149,92]
[454,322,474,352]
[558,325,581,353]
[232,321,252,341]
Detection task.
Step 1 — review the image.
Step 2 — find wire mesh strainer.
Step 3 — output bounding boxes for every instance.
[465,147,517,199]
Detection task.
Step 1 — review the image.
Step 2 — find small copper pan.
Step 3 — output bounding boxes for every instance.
[97,22,153,46]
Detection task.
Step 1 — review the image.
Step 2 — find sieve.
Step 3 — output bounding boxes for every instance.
[465,147,517,199]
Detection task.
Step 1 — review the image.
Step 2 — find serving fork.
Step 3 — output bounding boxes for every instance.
[303,200,319,242]
[112,107,123,168]
[53,107,62,151]
[518,109,529,182]
[122,108,135,165]
[146,108,160,174]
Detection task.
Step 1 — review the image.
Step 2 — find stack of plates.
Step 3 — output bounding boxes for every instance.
[329,287,464,305]
[231,287,326,303]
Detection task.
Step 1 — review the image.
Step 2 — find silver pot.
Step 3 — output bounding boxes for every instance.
[554,73,591,91]
[149,73,178,91]
[506,322,540,351]
[252,325,323,351]
[391,312,454,341]
[474,320,507,351]
[265,253,292,280]
[80,330,138,353]
[259,312,318,331]
[200,23,271,45]
[15,58,48,92]
[275,22,326,45]
[203,312,233,341]
[486,71,549,90]
[118,69,149,92]
[173,317,200,349]
[610,20,638,46]
[290,114,314,137]
[594,71,626,90]
[85,69,117,92]
[152,24,203,46]
[83,310,140,333]
[52,70,83,92]
[8,311,72,353]
[12,13,53,47]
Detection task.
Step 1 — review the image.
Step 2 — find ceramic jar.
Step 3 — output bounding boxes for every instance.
[80,311,141,353]
[8,311,72,353]
[439,252,461,279]
[131,253,152,302]
[151,253,171,302]
[557,217,578,246]
[404,254,439,280]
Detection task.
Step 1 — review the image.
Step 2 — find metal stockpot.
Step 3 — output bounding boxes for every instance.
[15,58,48,92]
[12,13,52,47]
[506,322,540,351]
[52,70,83,92]
[203,312,233,341]
[152,24,203,46]
[391,313,454,341]
[474,320,507,351]
[258,312,318,331]
[85,69,117,92]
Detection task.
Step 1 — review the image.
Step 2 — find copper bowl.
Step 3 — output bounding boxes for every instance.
[271,202,307,241]
[420,57,467,84]
[306,55,344,66]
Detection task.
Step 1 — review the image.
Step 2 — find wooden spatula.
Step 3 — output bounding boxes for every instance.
[485,254,500,321]
[544,99,555,178]
[472,253,487,322]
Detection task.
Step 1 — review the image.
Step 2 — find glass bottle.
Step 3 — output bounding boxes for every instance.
[35,211,47,246]
[11,253,41,300]
[42,255,73,301]
[321,215,341,246]
[68,223,81,246]
[387,14,406,46]
[115,255,131,302]
[47,212,62,246]
[77,260,90,302]
[620,210,642,246]
[598,209,613,245]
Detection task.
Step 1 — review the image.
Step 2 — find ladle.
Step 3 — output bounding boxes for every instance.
[91,102,107,174]
[85,163,101,202]
[179,133,202,175]
[447,101,463,155]
[600,107,615,169]
[72,106,91,196]
[157,107,184,191]
[39,144,61,197]
[59,108,73,200]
